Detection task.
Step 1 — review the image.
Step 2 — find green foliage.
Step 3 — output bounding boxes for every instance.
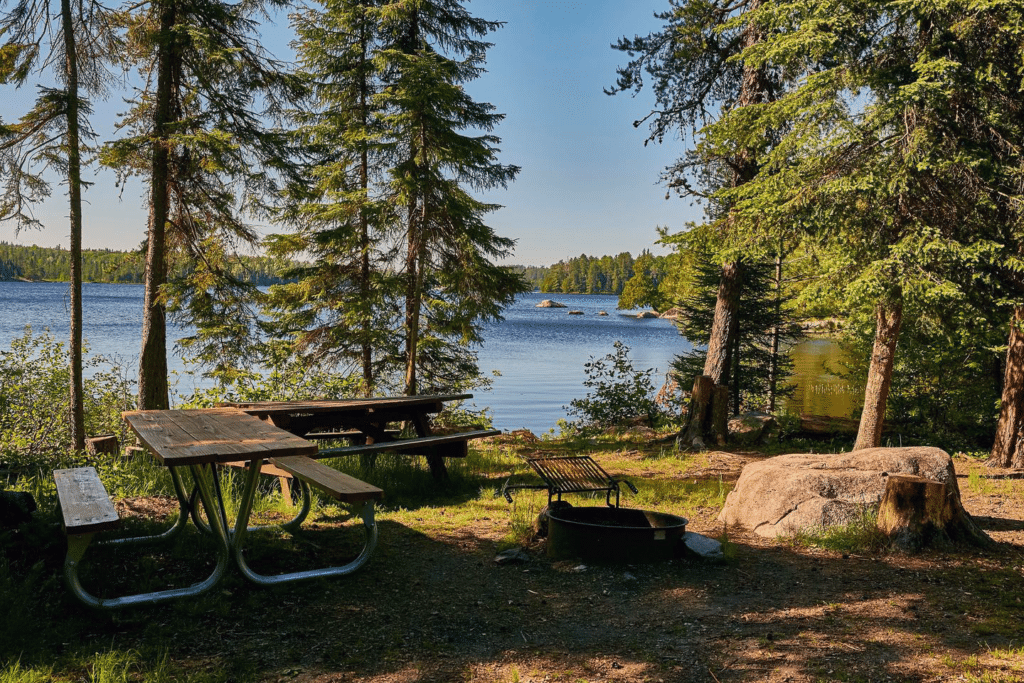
[540,252,638,295]
[178,343,365,408]
[0,328,135,473]
[0,242,296,285]
[565,341,665,433]
[617,251,669,310]
[672,254,801,414]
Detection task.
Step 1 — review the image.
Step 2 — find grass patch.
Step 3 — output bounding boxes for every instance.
[788,505,890,554]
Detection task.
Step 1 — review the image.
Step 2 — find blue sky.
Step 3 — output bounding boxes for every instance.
[0,0,700,266]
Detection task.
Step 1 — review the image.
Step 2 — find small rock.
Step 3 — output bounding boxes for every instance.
[622,572,637,581]
[568,310,584,315]
[572,564,588,573]
[636,311,658,319]
[681,531,724,561]
[494,548,531,565]
[597,310,609,316]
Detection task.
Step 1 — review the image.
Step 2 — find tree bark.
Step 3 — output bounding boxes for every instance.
[767,245,783,412]
[711,385,730,446]
[60,0,85,450]
[989,306,1024,468]
[358,11,373,398]
[138,0,177,411]
[682,375,715,448]
[703,261,742,385]
[853,300,903,451]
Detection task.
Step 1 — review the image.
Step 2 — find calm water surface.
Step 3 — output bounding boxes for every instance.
[0,282,857,433]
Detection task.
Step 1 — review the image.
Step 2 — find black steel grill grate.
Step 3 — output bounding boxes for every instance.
[502,456,637,507]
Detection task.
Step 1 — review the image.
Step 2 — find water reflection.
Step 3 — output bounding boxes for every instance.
[785,339,859,418]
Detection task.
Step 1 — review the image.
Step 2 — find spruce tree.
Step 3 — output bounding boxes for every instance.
[104,0,303,403]
[374,0,529,396]
[610,0,785,444]
[712,0,1024,450]
[268,0,397,396]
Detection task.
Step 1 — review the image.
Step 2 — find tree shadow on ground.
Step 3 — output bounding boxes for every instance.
[11,508,1024,683]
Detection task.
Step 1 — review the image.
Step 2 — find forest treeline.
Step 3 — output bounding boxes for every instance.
[2,0,1024,467]
[0,242,298,285]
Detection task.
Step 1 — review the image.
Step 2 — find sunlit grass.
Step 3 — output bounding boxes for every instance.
[788,505,890,554]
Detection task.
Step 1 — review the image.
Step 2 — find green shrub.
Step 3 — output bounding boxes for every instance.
[0,327,135,475]
[564,341,666,433]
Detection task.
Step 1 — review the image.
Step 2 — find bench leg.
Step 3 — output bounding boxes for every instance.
[186,461,312,537]
[62,465,231,609]
[232,500,379,586]
[96,467,192,548]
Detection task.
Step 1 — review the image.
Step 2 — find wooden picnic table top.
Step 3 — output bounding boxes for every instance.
[220,394,472,416]
[122,408,318,466]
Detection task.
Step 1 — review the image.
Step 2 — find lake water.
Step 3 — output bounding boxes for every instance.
[0,282,858,433]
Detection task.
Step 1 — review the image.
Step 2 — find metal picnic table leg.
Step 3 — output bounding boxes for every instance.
[230,459,379,586]
[63,464,231,609]
[95,461,193,548]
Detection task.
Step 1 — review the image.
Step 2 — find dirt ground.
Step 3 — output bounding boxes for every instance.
[91,446,1024,683]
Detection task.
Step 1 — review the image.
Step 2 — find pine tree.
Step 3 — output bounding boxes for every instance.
[103,0,304,403]
[267,0,399,396]
[374,0,528,396]
[1,0,119,449]
[713,0,1024,450]
[610,0,784,445]
[673,252,799,415]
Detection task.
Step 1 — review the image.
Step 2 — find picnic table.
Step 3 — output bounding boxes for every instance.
[54,408,382,609]
[221,393,500,480]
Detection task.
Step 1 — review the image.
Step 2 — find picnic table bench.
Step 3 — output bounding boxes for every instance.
[220,394,499,480]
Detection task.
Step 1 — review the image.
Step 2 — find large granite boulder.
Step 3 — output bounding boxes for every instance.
[718,447,957,538]
[536,299,567,308]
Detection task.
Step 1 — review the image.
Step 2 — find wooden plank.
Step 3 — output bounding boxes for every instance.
[305,429,401,441]
[221,460,294,478]
[54,467,120,534]
[270,456,383,504]
[316,429,500,459]
[122,409,317,465]
[224,394,473,416]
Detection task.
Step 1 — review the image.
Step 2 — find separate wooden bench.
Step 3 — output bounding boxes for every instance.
[54,467,120,535]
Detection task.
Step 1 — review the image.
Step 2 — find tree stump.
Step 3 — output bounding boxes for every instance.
[876,475,994,552]
[85,434,120,457]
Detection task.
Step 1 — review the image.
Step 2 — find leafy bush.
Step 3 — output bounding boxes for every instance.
[565,341,664,433]
[0,327,135,475]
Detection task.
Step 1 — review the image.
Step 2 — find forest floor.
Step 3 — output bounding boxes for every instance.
[4,433,1024,683]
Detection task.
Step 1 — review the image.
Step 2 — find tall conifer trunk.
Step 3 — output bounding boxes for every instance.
[989,307,1024,468]
[138,1,177,411]
[60,0,85,450]
[358,10,372,397]
[703,261,742,385]
[767,245,783,412]
[853,300,903,450]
